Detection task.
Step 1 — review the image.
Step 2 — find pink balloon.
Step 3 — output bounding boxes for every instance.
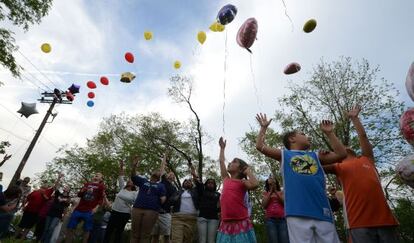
[87,81,96,89]
[284,62,301,75]
[100,76,109,85]
[125,52,134,63]
[236,18,258,53]
[400,108,414,146]
[88,92,95,99]
[405,62,414,101]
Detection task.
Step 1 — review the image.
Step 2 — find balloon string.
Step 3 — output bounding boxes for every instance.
[250,54,262,112]
[281,0,294,32]
[223,30,228,135]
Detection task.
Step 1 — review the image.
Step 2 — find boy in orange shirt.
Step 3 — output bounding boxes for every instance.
[324,106,399,243]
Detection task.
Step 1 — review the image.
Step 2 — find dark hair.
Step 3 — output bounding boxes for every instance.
[264,177,281,192]
[282,131,298,149]
[4,185,22,200]
[235,158,248,180]
[204,179,217,191]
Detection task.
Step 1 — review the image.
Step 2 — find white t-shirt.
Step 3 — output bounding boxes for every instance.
[179,190,197,214]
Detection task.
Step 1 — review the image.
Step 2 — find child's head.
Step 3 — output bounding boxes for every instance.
[92,173,104,183]
[182,179,193,190]
[204,178,217,191]
[345,146,357,158]
[227,158,248,179]
[264,174,281,192]
[283,130,310,150]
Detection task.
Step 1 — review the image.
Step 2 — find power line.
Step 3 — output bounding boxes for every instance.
[0,103,36,131]
[19,70,49,92]
[0,127,31,142]
[17,49,60,89]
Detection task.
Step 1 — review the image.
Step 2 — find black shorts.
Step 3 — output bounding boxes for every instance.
[18,211,38,229]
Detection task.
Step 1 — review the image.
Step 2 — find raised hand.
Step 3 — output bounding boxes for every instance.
[219,137,226,149]
[347,105,361,119]
[131,155,140,167]
[256,113,272,128]
[320,120,334,134]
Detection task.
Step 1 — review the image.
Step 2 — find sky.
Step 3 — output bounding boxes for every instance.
[0,0,413,186]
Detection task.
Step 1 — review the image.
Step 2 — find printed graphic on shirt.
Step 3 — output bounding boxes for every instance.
[290,154,318,175]
[83,185,98,201]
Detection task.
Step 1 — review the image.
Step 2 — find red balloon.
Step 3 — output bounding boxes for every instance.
[400,108,414,146]
[100,76,109,85]
[88,92,95,99]
[125,52,134,63]
[65,91,75,101]
[236,18,258,53]
[87,81,96,89]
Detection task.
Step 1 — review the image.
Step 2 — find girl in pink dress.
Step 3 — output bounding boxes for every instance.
[216,137,259,243]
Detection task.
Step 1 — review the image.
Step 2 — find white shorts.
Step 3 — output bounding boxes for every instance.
[286,216,340,243]
[151,213,172,236]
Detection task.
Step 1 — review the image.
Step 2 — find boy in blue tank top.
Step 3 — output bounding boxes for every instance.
[255,113,347,243]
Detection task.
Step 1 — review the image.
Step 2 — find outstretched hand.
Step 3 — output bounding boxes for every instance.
[256,113,272,128]
[347,105,361,119]
[320,120,334,134]
[219,137,226,149]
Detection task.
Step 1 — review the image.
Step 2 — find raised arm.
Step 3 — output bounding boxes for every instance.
[318,120,347,165]
[52,173,64,189]
[255,113,282,161]
[242,167,259,190]
[219,137,229,179]
[348,106,374,161]
[130,155,139,178]
[160,154,167,176]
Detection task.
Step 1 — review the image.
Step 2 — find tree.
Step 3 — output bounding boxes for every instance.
[0,0,54,77]
[168,75,207,181]
[37,113,210,199]
[0,141,11,167]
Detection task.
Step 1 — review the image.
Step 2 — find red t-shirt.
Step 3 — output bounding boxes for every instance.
[334,156,399,229]
[263,191,285,219]
[75,182,105,212]
[24,188,54,213]
[220,178,248,221]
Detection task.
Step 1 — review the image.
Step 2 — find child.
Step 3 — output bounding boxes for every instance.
[255,113,347,243]
[216,137,259,243]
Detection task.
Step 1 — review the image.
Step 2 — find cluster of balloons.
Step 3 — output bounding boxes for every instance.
[85,76,110,107]
[66,83,80,102]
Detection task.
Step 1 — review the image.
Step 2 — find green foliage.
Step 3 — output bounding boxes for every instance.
[37,113,210,199]
[394,198,414,242]
[0,141,10,154]
[0,0,53,76]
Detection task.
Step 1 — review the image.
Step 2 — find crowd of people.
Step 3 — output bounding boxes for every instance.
[0,106,401,243]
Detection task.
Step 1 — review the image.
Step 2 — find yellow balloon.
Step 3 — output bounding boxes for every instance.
[144,31,153,40]
[41,43,51,53]
[174,61,181,69]
[197,31,206,44]
[209,22,225,32]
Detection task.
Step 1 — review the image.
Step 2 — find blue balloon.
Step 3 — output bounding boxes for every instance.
[217,4,237,25]
[87,100,94,107]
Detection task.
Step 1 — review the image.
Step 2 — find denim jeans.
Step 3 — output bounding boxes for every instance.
[265,218,290,243]
[42,216,61,243]
[197,217,219,243]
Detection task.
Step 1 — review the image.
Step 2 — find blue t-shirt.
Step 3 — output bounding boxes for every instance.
[282,150,333,222]
[131,176,166,211]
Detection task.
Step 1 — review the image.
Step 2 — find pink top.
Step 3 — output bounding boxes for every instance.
[263,191,285,219]
[220,178,248,221]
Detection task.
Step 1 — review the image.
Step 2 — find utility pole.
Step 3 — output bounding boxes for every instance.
[8,89,72,188]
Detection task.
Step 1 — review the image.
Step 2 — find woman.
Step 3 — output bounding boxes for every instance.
[262,175,289,243]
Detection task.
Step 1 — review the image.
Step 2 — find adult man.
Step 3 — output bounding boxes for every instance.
[130,156,166,243]
[323,106,399,243]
